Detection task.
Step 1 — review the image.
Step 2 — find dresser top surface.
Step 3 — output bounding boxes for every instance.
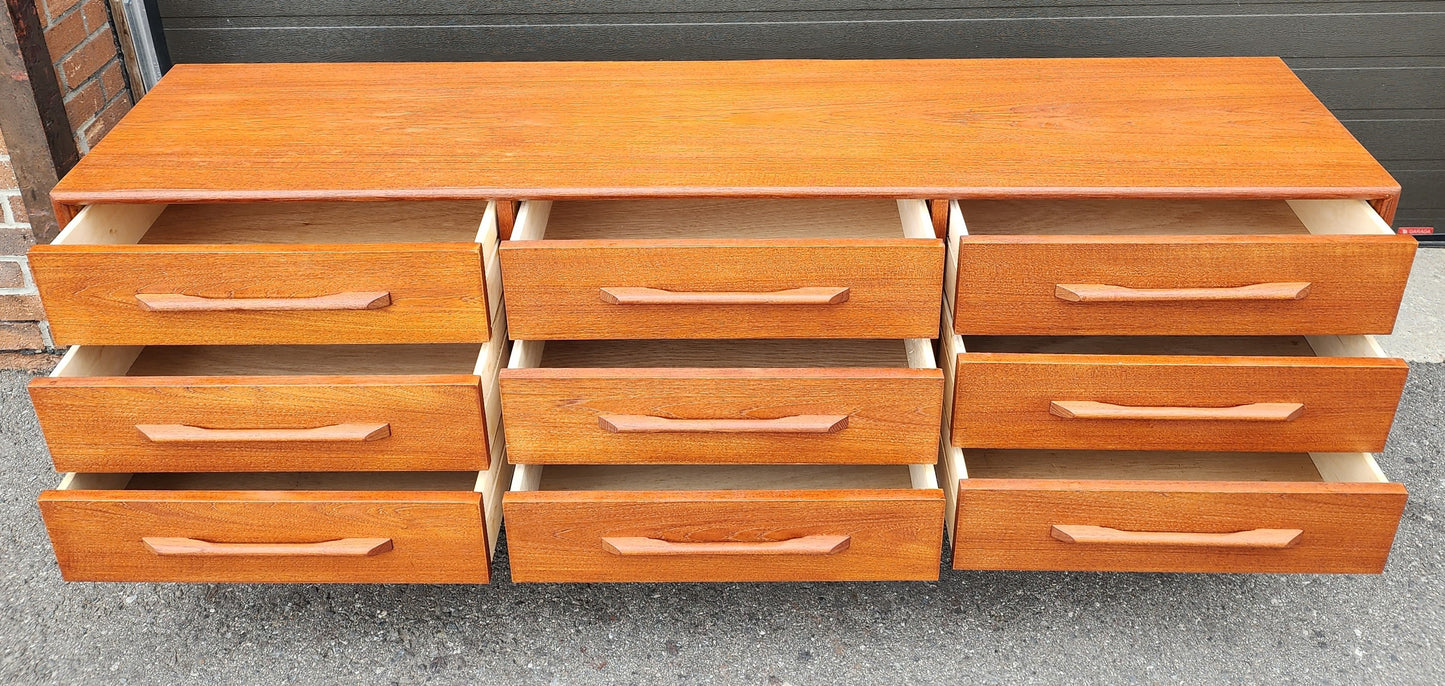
[51,57,1397,205]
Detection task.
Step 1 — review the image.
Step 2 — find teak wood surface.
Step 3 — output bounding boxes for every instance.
[951,353,1408,453]
[40,489,491,583]
[30,374,490,473]
[29,243,492,346]
[500,368,943,465]
[950,236,1415,336]
[950,480,1406,574]
[48,58,1397,217]
[503,489,943,582]
[500,239,943,339]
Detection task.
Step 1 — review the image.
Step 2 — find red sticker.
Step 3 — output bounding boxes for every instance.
[1399,226,1436,235]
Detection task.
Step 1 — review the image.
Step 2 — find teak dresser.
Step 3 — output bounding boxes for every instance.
[26,58,1415,583]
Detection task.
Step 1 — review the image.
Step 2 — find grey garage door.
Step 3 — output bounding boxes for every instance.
[157,1,1444,230]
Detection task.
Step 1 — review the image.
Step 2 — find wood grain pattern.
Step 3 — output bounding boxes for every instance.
[951,235,1415,335]
[951,479,1406,573]
[951,352,1407,452]
[48,59,1397,210]
[501,239,942,339]
[503,489,942,582]
[30,243,492,345]
[30,373,490,472]
[501,368,942,464]
[142,536,395,557]
[39,488,491,583]
[601,534,850,556]
[134,291,393,312]
[1048,525,1302,549]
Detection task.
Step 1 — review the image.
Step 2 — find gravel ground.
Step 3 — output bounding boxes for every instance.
[1,364,1441,685]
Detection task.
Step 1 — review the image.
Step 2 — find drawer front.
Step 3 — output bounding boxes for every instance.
[952,480,1406,573]
[500,239,943,339]
[501,368,943,464]
[39,490,490,583]
[504,489,943,582]
[29,375,488,472]
[29,243,490,345]
[952,353,1408,452]
[952,235,1415,335]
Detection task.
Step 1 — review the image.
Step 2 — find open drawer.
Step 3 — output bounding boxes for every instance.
[937,447,1406,574]
[504,463,943,582]
[40,458,510,583]
[499,199,943,339]
[501,338,942,465]
[945,199,1416,335]
[949,334,1407,453]
[30,200,501,345]
[29,308,507,472]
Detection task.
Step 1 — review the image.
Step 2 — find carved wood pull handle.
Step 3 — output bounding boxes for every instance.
[602,535,851,556]
[1049,401,1303,422]
[597,414,848,434]
[1054,282,1310,303]
[1050,525,1302,549]
[136,423,392,443]
[599,286,849,305]
[142,537,394,557]
[135,291,392,312]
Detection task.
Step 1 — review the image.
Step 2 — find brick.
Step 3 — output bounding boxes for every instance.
[0,158,15,190]
[63,78,103,131]
[6,196,28,226]
[100,60,127,102]
[0,262,23,288]
[0,294,44,321]
[42,0,83,23]
[0,322,44,351]
[81,0,108,32]
[83,93,130,147]
[59,30,118,89]
[0,227,35,253]
[44,9,86,62]
[0,351,63,371]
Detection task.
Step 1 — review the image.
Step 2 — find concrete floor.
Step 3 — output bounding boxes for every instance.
[0,249,1440,685]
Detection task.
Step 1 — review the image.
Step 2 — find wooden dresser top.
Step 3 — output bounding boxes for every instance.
[51,57,1398,206]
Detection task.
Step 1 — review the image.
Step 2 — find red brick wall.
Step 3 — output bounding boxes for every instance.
[0,0,132,355]
[42,0,132,154]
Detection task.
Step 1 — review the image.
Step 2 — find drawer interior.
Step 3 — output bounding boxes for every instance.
[952,199,1392,237]
[521,199,931,240]
[52,200,495,246]
[960,450,1387,483]
[513,463,937,493]
[533,338,912,369]
[50,343,488,378]
[959,334,1383,359]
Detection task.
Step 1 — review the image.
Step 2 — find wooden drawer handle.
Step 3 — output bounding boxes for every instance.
[599,286,849,305]
[135,291,392,312]
[1049,401,1303,422]
[1051,525,1302,549]
[143,537,394,557]
[597,414,848,434]
[602,535,851,556]
[1054,282,1310,303]
[136,423,392,443]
